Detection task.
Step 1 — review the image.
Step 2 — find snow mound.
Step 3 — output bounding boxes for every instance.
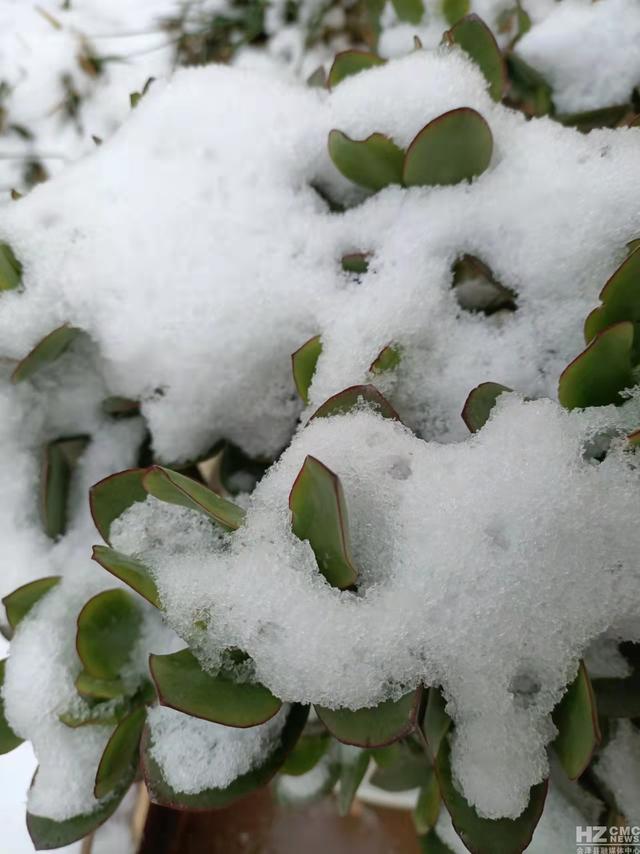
[113,397,640,818]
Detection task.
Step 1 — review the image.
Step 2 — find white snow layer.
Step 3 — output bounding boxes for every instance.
[1,49,640,825]
[3,0,640,195]
[517,0,640,113]
[595,721,640,825]
[113,397,640,820]
[2,54,640,460]
[147,705,287,794]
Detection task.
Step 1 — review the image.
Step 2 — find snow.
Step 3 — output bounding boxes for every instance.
[437,782,589,853]
[0,635,80,853]
[1,6,640,838]
[517,0,640,114]
[0,0,184,191]
[147,704,287,794]
[2,54,640,464]
[111,396,640,819]
[595,721,640,825]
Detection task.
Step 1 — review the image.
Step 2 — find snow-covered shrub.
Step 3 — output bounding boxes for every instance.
[1,11,640,854]
[3,0,640,198]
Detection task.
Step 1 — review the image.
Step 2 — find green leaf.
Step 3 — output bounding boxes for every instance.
[311,384,399,420]
[421,686,452,760]
[337,746,370,815]
[592,672,640,718]
[0,659,24,754]
[442,0,470,26]
[414,768,441,834]
[552,661,600,780]
[370,344,402,374]
[91,545,160,608]
[76,589,142,680]
[316,689,422,748]
[391,0,424,25]
[419,830,456,853]
[101,396,140,419]
[307,66,327,88]
[27,776,133,850]
[452,254,517,314]
[59,701,131,729]
[371,743,402,767]
[328,130,404,192]
[445,15,506,101]
[90,468,148,544]
[584,247,640,360]
[341,252,370,274]
[11,324,81,383]
[94,706,146,798]
[41,435,90,539]
[60,682,152,730]
[436,737,547,854]
[281,732,330,775]
[291,335,322,405]
[2,576,60,630]
[289,455,358,590]
[75,670,126,700]
[143,704,309,809]
[403,108,493,187]
[328,50,385,88]
[370,742,431,791]
[505,54,553,118]
[0,242,22,291]
[149,648,281,727]
[558,321,634,410]
[142,465,245,531]
[461,382,512,433]
[557,104,630,133]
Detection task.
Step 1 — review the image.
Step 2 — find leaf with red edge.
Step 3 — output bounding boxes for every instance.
[142,466,245,531]
[403,108,493,187]
[444,15,506,101]
[27,773,134,850]
[90,468,148,544]
[310,384,399,420]
[2,576,60,631]
[149,648,281,727]
[370,344,401,374]
[292,335,322,404]
[552,660,600,780]
[41,435,90,539]
[12,324,81,383]
[341,252,370,274]
[461,382,512,433]
[91,545,160,608]
[94,706,146,798]
[315,688,423,748]
[583,246,640,360]
[289,455,358,590]
[76,589,142,680]
[142,704,308,810]
[328,50,385,88]
[328,130,404,191]
[435,736,548,854]
[558,321,634,410]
